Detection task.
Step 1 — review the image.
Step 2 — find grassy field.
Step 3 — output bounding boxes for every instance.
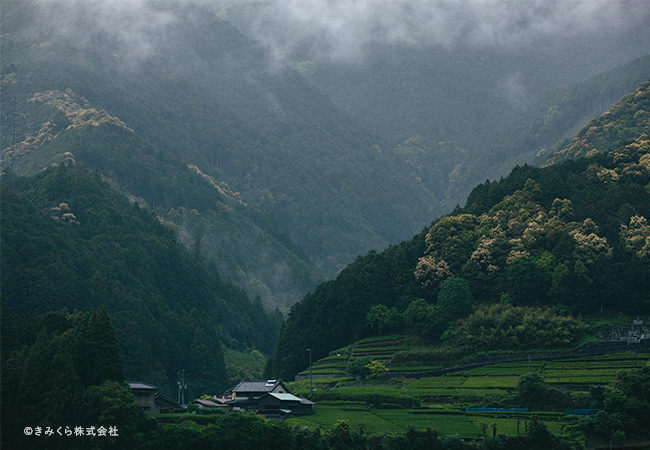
[287,336,649,442]
[287,404,575,439]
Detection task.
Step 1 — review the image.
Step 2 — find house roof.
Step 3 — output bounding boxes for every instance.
[227,398,259,406]
[267,393,302,402]
[128,382,157,390]
[195,399,221,407]
[155,392,184,409]
[231,380,285,393]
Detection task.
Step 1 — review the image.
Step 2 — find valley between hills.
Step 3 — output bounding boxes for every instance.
[2,2,650,449]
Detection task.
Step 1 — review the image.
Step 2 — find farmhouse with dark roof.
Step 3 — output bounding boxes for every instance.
[226,380,313,416]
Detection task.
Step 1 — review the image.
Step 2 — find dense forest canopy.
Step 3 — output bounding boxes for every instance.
[2,1,650,310]
[1,164,282,396]
[1,2,650,448]
[1,307,149,450]
[268,82,650,380]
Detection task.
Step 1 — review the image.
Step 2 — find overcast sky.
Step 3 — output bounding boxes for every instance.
[26,0,650,66]
[218,0,650,63]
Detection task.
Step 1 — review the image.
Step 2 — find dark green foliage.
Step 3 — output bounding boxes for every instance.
[403,298,446,339]
[267,231,427,379]
[133,412,576,450]
[549,81,650,164]
[1,165,281,396]
[580,365,650,438]
[1,308,142,450]
[365,304,403,334]
[505,258,550,306]
[452,304,583,351]
[437,277,474,320]
[0,0,434,289]
[74,306,124,387]
[270,82,650,379]
[515,374,572,410]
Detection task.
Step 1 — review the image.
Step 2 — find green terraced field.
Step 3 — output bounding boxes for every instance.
[288,404,573,438]
[375,409,482,437]
[289,403,405,434]
[352,346,420,353]
[574,352,650,361]
[406,388,510,398]
[544,360,646,369]
[467,416,570,438]
[314,356,348,364]
[406,377,466,388]
[461,376,520,388]
[286,347,648,443]
[328,345,353,356]
[348,353,395,360]
[307,362,347,369]
[388,365,443,372]
[355,335,408,345]
[299,369,347,375]
[293,336,648,435]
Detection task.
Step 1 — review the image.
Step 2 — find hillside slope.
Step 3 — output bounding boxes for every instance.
[546,81,650,165]
[0,84,322,309]
[0,0,435,286]
[269,81,650,379]
[304,42,650,211]
[1,164,281,395]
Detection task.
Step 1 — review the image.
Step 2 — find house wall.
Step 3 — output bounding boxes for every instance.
[132,389,159,414]
[271,385,287,394]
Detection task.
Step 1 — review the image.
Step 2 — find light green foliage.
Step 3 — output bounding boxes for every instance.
[347,359,390,380]
[425,215,480,271]
[549,81,650,164]
[366,360,388,379]
[223,348,266,387]
[452,304,583,351]
[620,215,650,259]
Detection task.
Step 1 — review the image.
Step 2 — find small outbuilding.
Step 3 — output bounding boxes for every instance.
[128,382,184,414]
[256,393,314,416]
[129,382,159,414]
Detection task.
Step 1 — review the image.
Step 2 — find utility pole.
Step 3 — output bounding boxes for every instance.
[306,348,313,397]
[177,369,187,406]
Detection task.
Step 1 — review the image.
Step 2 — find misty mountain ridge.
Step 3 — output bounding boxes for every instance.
[3,0,650,310]
[269,80,650,380]
[3,3,650,447]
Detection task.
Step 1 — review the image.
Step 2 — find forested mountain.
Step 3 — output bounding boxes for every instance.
[275,17,650,211]
[0,0,434,303]
[0,2,324,308]
[4,2,649,311]
[1,164,281,395]
[305,53,650,211]
[546,80,650,165]
[0,84,320,310]
[268,81,650,380]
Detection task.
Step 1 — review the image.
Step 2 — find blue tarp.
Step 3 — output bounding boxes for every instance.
[465,407,529,412]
